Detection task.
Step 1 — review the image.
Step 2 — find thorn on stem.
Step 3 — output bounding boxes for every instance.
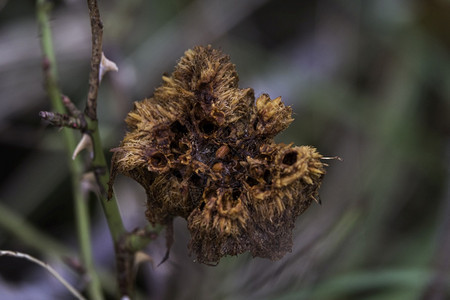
[72,133,94,160]
[81,171,100,197]
[134,251,154,268]
[99,52,118,82]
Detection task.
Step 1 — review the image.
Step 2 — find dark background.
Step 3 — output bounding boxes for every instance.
[0,0,449,299]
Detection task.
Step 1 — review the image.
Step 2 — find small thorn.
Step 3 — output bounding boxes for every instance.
[135,251,154,268]
[99,52,118,82]
[80,171,99,197]
[72,133,93,160]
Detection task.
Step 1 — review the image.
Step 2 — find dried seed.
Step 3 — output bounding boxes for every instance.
[215,145,230,159]
[212,162,224,172]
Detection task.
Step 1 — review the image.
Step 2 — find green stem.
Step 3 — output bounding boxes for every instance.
[74,186,102,299]
[36,1,103,299]
[89,120,126,243]
[88,120,132,297]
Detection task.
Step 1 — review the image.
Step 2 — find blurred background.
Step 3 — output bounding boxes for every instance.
[0,0,449,299]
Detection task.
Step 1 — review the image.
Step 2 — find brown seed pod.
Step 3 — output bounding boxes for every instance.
[109,45,330,264]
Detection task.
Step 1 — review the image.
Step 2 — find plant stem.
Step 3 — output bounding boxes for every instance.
[86,0,103,121]
[36,1,103,299]
[84,0,127,245]
[84,1,136,296]
[89,120,126,243]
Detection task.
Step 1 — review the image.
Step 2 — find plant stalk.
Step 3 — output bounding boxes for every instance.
[36,1,103,299]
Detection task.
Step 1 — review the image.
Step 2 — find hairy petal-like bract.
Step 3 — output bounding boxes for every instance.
[110,45,328,264]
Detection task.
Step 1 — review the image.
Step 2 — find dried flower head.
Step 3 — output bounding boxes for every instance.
[110,45,328,264]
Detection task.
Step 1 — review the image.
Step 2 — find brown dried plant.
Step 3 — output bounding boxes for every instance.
[109,45,328,264]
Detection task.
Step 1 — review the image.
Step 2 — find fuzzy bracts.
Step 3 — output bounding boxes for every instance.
[110,45,327,264]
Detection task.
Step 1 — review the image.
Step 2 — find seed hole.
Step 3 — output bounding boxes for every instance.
[232,190,241,201]
[170,141,179,151]
[253,119,258,131]
[205,189,216,199]
[172,169,182,179]
[199,120,217,135]
[170,121,188,135]
[263,170,272,184]
[246,176,258,187]
[282,152,297,166]
[191,173,200,184]
[222,126,231,138]
[150,153,168,168]
[179,142,189,153]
